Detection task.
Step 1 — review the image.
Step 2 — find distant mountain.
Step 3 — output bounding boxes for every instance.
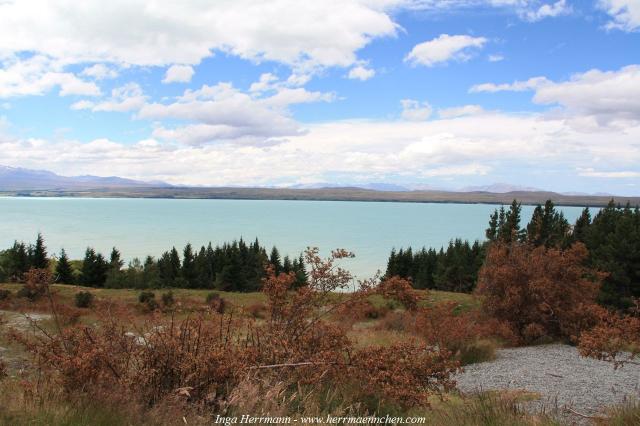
[0,165,170,190]
[289,182,411,191]
[458,183,544,193]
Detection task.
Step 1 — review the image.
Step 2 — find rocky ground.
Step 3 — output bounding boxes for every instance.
[456,344,640,421]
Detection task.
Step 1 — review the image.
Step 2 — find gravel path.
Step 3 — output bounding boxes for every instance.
[456,344,640,418]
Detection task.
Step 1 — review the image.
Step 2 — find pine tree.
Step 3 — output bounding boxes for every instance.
[181,244,197,288]
[269,246,282,275]
[79,248,108,287]
[31,233,48,269]
[55,249,74,284]
[486,210,499,241]
[573,207,591,243]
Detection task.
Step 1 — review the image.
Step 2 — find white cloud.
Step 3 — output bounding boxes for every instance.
[471,65,640,124]
[162,65,195,84]
[578,168,640,178]
[72,83,146,112]
[249,73,279,92]
[2,111,638,187]
[488,54,504,62]
[0,55,101,98]
[533,65,640,122]
[138,81,334,145]
[598,0,640,32]
[400,99,432,121]
[348,65,376,81]
[470,76,550,92]
[438,104,485,118]
[0,0,400,70]
[407,1,571,21]
[405,34,487,67]
[81,64,119,80]
[521,0,570,22]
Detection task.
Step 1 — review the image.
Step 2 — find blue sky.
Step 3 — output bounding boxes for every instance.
[0,0,639,194]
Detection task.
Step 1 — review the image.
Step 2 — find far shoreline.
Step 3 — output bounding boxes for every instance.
[1,186,639,207]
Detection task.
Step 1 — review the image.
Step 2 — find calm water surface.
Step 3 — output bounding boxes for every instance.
[0,197,589,278]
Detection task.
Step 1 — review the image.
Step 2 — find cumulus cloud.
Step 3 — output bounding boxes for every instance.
[0,0,400,69]
[162,65,195,84]
[472,65,640,123]
[1,111,639,188]
[521,0,570,22]
[407,1,571,21]
[0,55,101,98]
[469,76,550,93]
[80,64,119,80]
[348,65,376,81]
[138,81,334,145]
[597,0,640,32]
[405,34,487,67]
[71,83,146,112]
[438,104,485,118]
[400,99,432,121]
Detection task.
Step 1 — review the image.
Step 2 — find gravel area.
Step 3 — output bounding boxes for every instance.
[456,344,640,418]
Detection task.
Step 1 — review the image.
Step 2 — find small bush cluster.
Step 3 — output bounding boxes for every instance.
[0,289,11,301]
[74,291,94,308]
[205,292,226,313]
[160,291,174,308]
[137,291,158,311]
[376,276,419,311]
[16,269,51,301]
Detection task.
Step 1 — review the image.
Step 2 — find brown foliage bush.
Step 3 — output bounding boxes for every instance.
[16,269,52,301]
[11,248,459,417]
[578,303,640,368]
[376,276,419,311]
[416,301,515,363]
[475,242,602,344]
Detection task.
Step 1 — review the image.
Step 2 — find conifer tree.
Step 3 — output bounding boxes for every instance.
[55,249,74,284]
[269,246,282,275]
[31,233,48,269]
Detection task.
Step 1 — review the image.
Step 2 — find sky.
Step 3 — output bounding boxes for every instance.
[0,0,639,195]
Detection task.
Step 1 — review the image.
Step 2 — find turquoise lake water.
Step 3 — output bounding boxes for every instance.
[0,197,589,278]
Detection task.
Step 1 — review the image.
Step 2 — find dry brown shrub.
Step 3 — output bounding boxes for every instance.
[579,302,640,368]
[416,301,516,361]
[376,276,420,311]
[349,342,458,409]
[10,248,460,416]
[476,242,602,344]
[245,302,268,319]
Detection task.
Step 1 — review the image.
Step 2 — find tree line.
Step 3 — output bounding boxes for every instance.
[386,199,640,308]
[0,236,307,292]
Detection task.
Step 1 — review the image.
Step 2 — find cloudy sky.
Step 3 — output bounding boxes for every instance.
[0,0,639,194]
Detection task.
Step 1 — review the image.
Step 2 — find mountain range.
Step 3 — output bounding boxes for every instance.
[0,165,610,196]
[0,165,169,190]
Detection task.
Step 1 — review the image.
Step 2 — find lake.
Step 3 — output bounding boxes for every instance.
[0,197,589,278]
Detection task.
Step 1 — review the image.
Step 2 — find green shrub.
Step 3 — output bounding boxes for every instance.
[16,285,42,301]
[205,292,226,313]
[138,291,155,304]
[74,291,94,308]
[161,291,175,307]
[0,289,11,301]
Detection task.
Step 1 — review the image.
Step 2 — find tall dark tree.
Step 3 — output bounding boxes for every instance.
[573,207,591,243]
[54,248,74,284]
[31,233,48,269]
[79,248,108,287]
[181,243,197,288]
[269,246,282,275]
